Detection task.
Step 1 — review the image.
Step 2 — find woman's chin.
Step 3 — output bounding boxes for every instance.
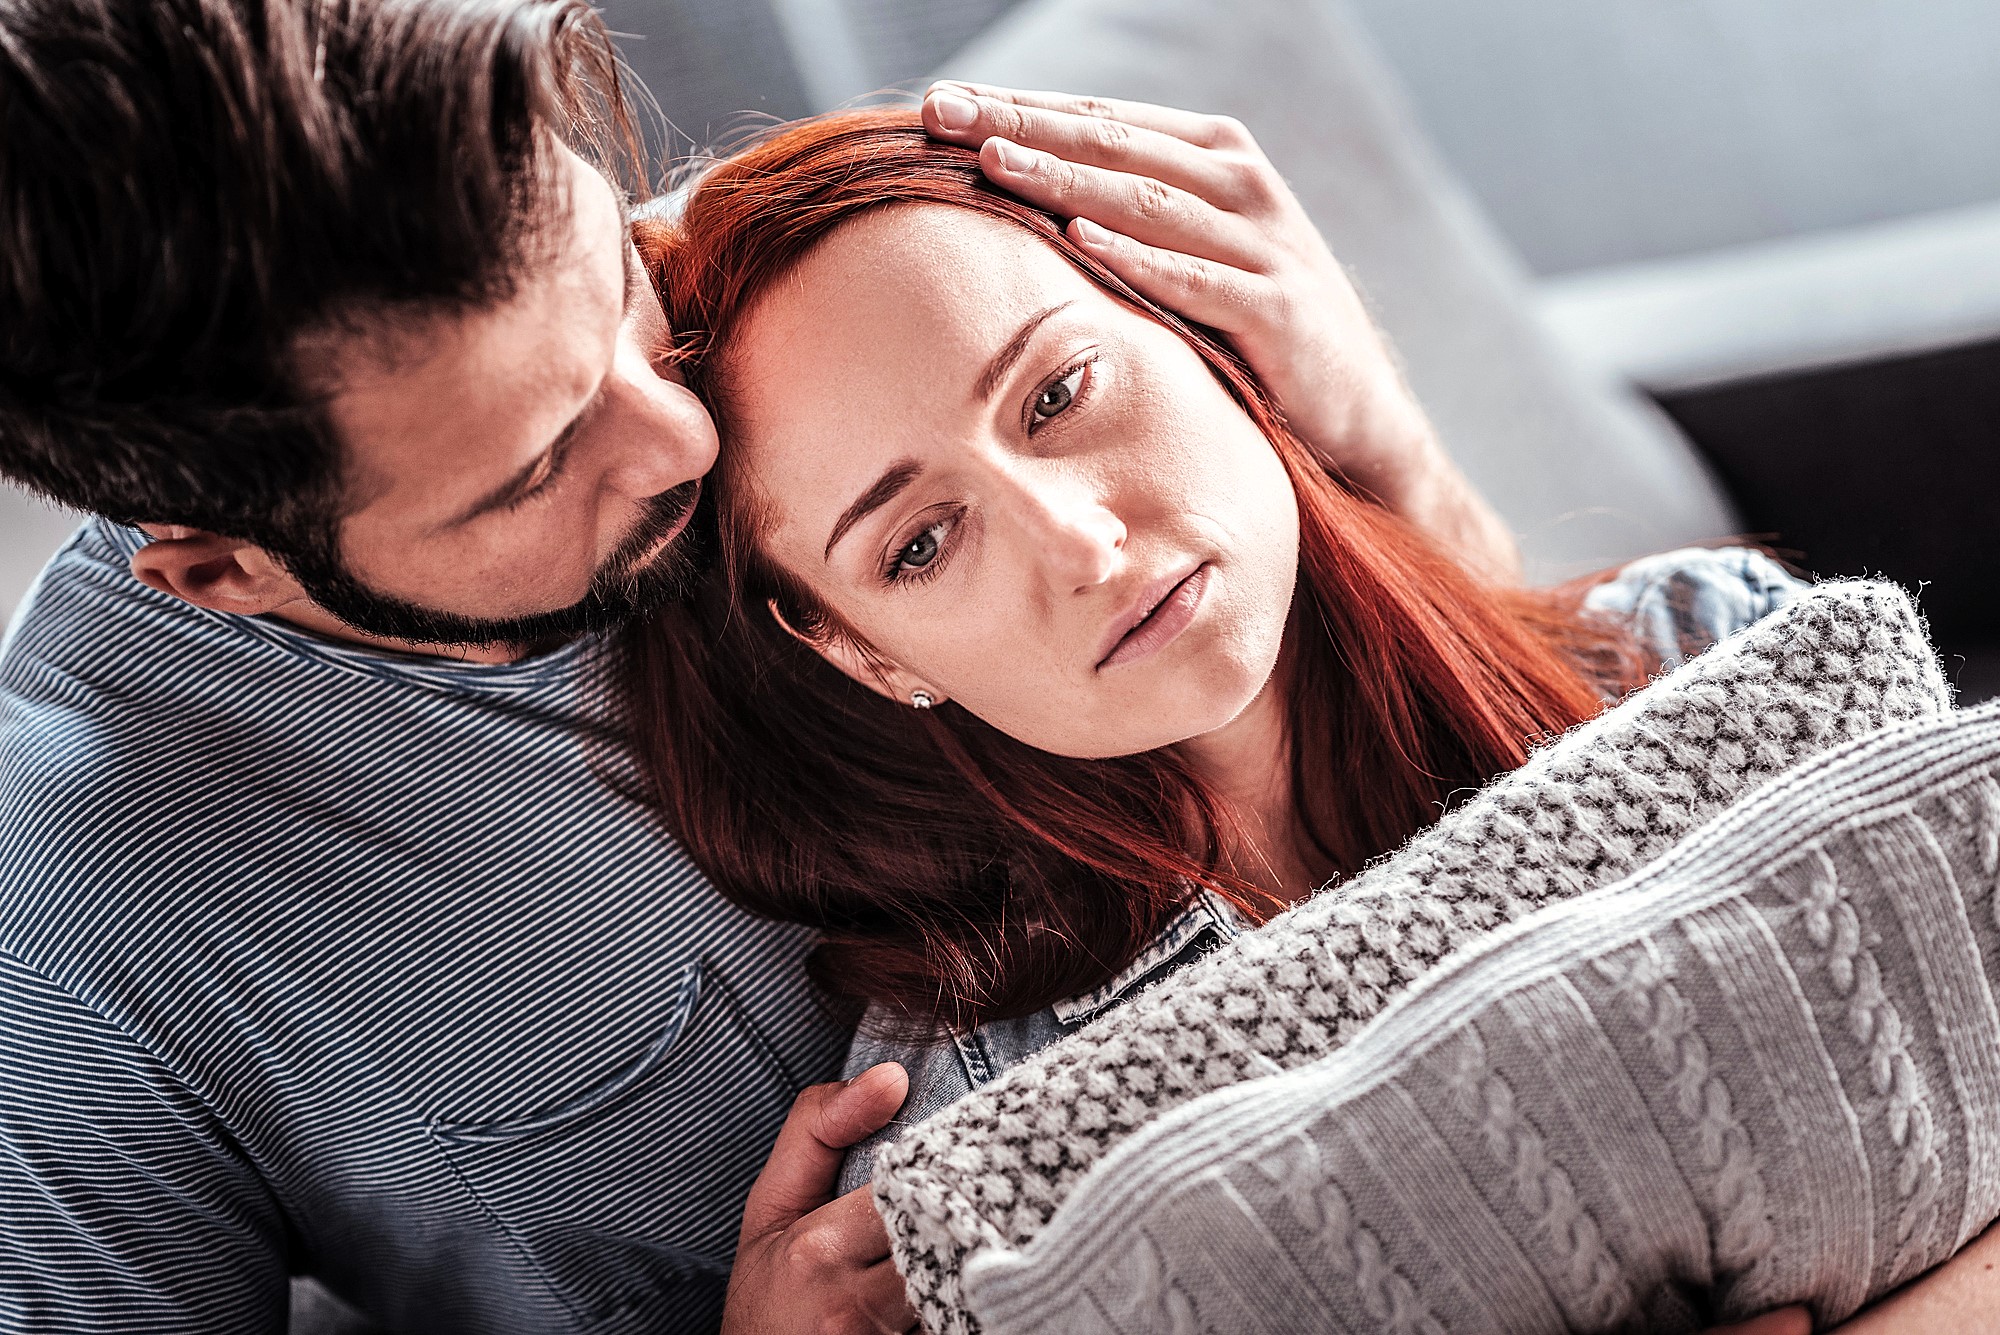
[996,679,1277,761]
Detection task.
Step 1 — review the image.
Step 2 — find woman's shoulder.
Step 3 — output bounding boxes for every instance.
[1584,545,1808,671]
[835,1014,982,1197]
[833,892,1244,1192]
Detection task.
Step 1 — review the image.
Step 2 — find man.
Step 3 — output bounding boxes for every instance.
[0,0,1957,1331]
[0,1,1508,1328]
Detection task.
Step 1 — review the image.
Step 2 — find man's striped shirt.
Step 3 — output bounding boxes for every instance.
[0,520,848,1333]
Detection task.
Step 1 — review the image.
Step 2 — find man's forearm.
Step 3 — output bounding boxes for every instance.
[1376,431,1522,587]
[1270,336,1521,586]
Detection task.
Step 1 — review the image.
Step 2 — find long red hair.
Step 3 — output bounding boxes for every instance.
[629,109,1638,1036]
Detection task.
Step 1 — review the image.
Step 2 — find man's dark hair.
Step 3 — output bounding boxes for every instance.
[0,0,637,578]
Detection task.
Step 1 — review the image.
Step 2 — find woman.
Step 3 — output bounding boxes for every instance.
[627,109,1798,1179]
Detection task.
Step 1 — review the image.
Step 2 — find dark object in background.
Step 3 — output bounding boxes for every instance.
[1657,338,2000,704]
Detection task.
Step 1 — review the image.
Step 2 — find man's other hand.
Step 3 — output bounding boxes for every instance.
[1705,1308,1812,1335]
[722,1063,917,1334]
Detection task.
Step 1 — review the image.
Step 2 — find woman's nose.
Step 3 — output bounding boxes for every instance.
[1016,479,1127,592]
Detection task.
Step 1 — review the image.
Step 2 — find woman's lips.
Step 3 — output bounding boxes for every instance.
[1097,564,1211,670]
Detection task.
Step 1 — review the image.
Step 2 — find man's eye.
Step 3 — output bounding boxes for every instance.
[1030,362,1089,427]
[503,458,560,512]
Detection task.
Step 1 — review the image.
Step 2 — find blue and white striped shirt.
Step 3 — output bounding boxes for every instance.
[0,520,848,1333]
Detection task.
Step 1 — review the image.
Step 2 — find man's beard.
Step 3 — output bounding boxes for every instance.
[287,481,702,649]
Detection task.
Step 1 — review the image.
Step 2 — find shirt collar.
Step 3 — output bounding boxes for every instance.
[1050,889,1244,1026]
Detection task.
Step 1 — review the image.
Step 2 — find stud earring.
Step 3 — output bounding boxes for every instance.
[910,690,936,709]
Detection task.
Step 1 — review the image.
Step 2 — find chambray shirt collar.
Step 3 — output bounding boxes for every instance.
[1050,889,1245,1026]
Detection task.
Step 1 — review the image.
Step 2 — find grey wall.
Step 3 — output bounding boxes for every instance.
[600,0,1018,166]
[1,485,79,628]
[1347,0,2000,275]
[597,0,812,163]
[605,0,2000,273]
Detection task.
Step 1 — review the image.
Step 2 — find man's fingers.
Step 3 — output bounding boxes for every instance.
[721,1183,911,1334]
[979,139,1265,270]
[1066,216,1267,335]
[927,80,1241,148]
[800,1184,896,1267]
[811,1062,910,1151]
[739,1063,908,1241]
[925,89,1261,208]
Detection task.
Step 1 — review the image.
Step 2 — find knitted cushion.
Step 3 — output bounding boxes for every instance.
[873,580,1951,1332]
[959,702,2000,1334]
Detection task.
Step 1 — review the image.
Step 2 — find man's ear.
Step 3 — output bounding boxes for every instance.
[129,525,310,616]
[765,598,946,709]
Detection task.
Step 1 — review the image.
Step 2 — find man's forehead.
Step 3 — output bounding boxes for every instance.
[314,186,629,508]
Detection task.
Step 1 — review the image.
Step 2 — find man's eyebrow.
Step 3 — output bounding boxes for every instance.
[825,458,923,560]
[974,301,1073,402]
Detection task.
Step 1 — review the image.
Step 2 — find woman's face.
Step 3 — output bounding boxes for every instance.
[724,204,1300,759]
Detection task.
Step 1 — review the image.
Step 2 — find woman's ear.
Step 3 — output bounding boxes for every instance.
[130,526,309,616]
[765,598,947,710]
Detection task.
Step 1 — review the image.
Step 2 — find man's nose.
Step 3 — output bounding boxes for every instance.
[595,347,720,499]
[1011,475,1126,592]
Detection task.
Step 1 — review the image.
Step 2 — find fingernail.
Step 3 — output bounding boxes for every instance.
[848,1062,903,1090]
[1073,217,1112,247]
[992,138,1037,174]
[929,92,978,131]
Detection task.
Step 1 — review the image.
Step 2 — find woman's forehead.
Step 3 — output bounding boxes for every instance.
[719,208,1108,552]
[738,206,1106,366]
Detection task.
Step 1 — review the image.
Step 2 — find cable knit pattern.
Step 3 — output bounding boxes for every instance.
[1444,1030,1636,1329]
[1250,1134,1444,1335]
[1592,942,1773,1277]
[1782,848,1943,1277]
[1105,1235,1198,1334]
[874,581,1952,1333]
[958,705,2000,1334]
[1943,774,2000,910]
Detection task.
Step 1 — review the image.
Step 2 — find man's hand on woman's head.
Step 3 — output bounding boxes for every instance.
[922,82,1520,583]
[723,1063,917,1334]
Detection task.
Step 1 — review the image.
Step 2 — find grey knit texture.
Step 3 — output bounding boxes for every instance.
[872,580,1952,1332]
[962,699,2000,1333]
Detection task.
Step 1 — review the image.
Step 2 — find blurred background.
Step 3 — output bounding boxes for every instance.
[5,0,1995,697]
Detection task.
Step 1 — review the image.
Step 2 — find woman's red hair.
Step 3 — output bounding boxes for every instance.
[629,109,1639,1037]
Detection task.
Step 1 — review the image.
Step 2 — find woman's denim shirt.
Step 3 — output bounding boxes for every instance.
[835,546,1804,1194]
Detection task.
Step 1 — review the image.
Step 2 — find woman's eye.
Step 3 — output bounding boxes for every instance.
[886,517,954,584]
[1031,363,1088,425]
[898,525,942,570]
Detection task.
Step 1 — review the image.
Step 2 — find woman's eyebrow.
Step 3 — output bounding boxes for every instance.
[826,458,923,560]
[973,301,1073,402]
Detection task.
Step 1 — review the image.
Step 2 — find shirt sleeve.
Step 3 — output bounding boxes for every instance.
[1583,546,1809,672]
[0,949,289,1333]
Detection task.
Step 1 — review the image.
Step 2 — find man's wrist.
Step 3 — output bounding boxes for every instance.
[1337,395,1522,584]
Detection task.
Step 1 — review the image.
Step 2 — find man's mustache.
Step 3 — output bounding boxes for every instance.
[607,479,702,578]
